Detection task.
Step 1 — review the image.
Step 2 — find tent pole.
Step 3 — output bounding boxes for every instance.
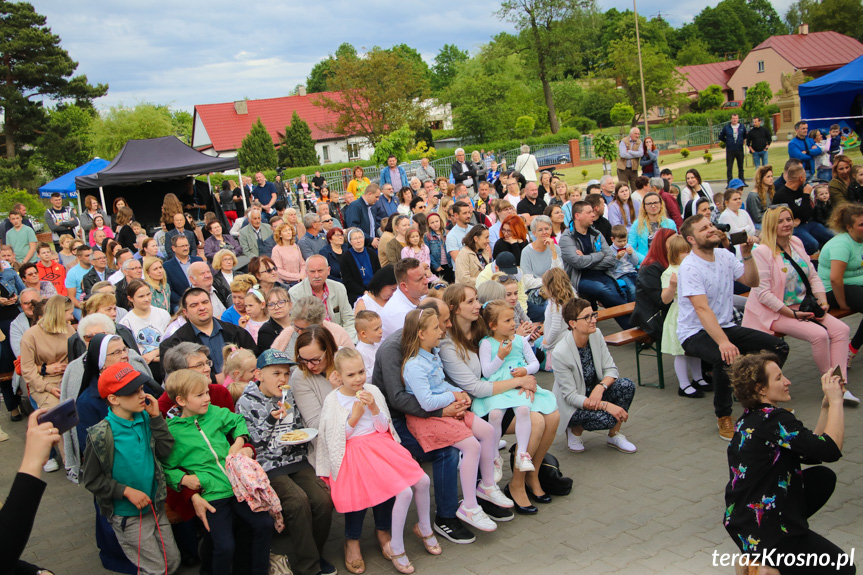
[238,169,248,213]
[99,186,107,216]
[75,190,84,240]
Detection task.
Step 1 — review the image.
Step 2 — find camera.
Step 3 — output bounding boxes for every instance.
[275,167,285,175]
[714,223,731,232]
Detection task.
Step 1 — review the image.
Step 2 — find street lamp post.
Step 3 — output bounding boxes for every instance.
[633,0,649,136]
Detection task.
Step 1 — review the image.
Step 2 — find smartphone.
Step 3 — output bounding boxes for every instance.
[832,365,845,386]
[730,231,748,245]
[37,398,79,435]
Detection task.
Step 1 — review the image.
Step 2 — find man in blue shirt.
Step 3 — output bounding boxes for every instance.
[298,214,327,260]
[787,120,823,179]
[252,172,278,215]
[379,155,408,190]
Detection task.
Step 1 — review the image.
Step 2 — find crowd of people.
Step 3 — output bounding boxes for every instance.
[0,135,858,575]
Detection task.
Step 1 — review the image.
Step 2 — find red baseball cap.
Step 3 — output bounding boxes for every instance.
[98,363,149,399]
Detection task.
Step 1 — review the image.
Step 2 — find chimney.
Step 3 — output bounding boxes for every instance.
[298,85,307,97]
[798,23,809,35]
[234,100,248,115]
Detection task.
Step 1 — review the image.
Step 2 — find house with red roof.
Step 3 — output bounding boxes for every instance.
[677,60,741,102]
[727,28,863,104]
[191,89,373,165]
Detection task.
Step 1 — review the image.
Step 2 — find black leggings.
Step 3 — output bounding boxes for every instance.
[769,467,856,574]
[827,286,863,349]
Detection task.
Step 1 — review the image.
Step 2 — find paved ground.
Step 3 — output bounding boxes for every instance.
[2,319,861,574]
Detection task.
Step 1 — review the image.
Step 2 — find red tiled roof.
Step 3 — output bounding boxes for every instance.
[194,92,344,153]
[677,60,741,93]
[751,31,863,71]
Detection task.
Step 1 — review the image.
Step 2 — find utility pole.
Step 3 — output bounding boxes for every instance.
[634,0,649,135]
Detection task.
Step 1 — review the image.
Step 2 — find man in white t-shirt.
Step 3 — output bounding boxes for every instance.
[445,201,473,262]
[380,258,428,340]
[676,214,789,441]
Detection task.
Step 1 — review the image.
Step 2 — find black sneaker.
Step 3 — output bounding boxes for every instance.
[433,515,476,544]
[319,558,338,575]
[478,497,515,522]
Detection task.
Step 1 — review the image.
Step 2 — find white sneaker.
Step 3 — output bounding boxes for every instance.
[475,483,514,508]
[456,502,498,532]
[493,456,503,483]
[498,439,507,450]
[515,452,535,472]
[606,433,637,453]
[0,426,8,442]
[565,428,584,453]
[844,389,860,406]
[43,458,60,473]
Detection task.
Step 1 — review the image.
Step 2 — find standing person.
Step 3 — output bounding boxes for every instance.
[718,113,747,184]
[113,207,137,252]
[772,164,834,255]
[311,170,325,198]
[424,213,451,283]
[639,136,659,178]
[513,145,539,183]
[787,120,823,179]
[346,166,371,198]
[746,116,771,168]
[676,214,789,440]
[617,128,642,191]
[746,165,776,229]
[385,214,412,266]
[6,210,38,264]
[0,265,26,421]
[44,192,79,249]
[80,195,111,237]
[451,148,478,195]
[724,354,854,575]
[380,155,409,191]
[35,243,67,296]
[345,184,382,245]
[252,172,278,216]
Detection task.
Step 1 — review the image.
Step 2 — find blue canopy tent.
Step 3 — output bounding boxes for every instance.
[38,158,111,219]
[800,54,863,134]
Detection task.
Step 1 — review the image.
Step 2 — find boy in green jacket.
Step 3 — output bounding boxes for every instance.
[82,363,180,575]
[161,369,273,575]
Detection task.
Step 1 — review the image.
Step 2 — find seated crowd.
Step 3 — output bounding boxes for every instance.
[0,148,858,575]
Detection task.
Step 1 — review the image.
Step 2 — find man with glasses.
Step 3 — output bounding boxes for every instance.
[82,249,115,298]
[159,288,258,385]
[114,258,144,311]
[316,202,341,230]
[164,235,203,313]
[288,255,356,341]
[298,214,327,260]
[188,262,227,319]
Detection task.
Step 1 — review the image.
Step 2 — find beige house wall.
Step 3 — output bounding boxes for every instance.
[727,48,793,103]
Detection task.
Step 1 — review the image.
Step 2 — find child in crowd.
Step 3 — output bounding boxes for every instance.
[563,188,582,231]
[812,184,834,228]
[81,363,180,575]
[847,165,863,204]
[88,214,115,247]
[712,192,725,224]
[541,268,578,371]
[474,301,556,475]
[499,274,536,340]
[355,310,382,385]
[222,345,257,402]
[401,227,435,281]
[661,236,708,398]
[609,225,639,302]
[317,348,440,574]
[401,308,511,533]
[162,369,273,575]
[35,242,67,296]
[828,123,843,162]
[242,288,269,343]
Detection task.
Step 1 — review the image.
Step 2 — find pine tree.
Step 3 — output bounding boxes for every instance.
[278,112,319,168]
[237,118,277,173]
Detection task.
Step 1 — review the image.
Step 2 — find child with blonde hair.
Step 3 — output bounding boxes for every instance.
[474,301,556,475]
[401,227,436,281]
[540,268,578,370]
[661,235,707,398]
[222,345,257,401]
[242,287,269,343]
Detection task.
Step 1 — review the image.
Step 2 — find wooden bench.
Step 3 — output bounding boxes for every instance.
[0,372,13,384]
[596,302,666,389]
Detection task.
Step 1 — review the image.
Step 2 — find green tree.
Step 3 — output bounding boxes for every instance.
[387,44,432,96]
[514,116,536,138]
[607,39,683,123]
[34,104,95,177]
[91,103,175,159]
[742,81,773,122]
[306,43,358,93]
[314,47,430,146]
[696,85,725,112]
[675,37,721,66]
[592,133,618,175]
[693,0,785,57]
[278,111,319,168]
[431,44,469,93]
[785,0,863,42]
[171,109,194,144]
[609,103,635,132]
[371,125,413,166]
[237,118,277,173]
[0,1,107,186]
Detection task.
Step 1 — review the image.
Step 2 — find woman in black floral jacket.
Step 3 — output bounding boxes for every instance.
[724,352,853,574]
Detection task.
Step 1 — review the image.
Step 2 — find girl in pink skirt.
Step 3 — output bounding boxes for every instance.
[401,308,513,534]
[317,348,441,574]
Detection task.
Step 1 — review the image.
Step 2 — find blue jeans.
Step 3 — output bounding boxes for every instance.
[616,273,638,302]
[817,167,833,182]
[794,221,835,255]
[393,418,459,518]
[751,150,768,167]
[577,271,631,328]
[207,496,274,575]
[344,498,395,540]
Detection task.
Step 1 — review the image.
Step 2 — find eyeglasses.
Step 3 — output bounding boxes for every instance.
[105,346,129,357]
[297,354,324,366]
[267,299,288,310]
[189,359,213,370]
[576,312,599,322]
[644,201,662,207]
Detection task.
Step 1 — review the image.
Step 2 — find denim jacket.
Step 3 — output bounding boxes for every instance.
[0,268,25,299]
[424,231,447,270]
[403,347,462,412]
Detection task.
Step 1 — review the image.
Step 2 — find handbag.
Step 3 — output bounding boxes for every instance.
[779,248,825,318]
[269,553,293,575]
[509,445,573,496]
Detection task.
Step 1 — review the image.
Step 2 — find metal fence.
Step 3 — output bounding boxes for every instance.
[579,122,731,161]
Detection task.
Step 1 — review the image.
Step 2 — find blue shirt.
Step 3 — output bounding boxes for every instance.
[65,263,91,301]
[403,347,461,412]
[377,193,399,217]
[107,409,156,516]
[221,305,242,326]
[445,224,470,254]
[252,182,278,208]
[193,320,227,374]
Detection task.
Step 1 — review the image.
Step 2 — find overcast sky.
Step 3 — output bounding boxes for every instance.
[35,0,794,113]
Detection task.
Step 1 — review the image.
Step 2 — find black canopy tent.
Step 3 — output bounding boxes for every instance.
[75,136,243,230]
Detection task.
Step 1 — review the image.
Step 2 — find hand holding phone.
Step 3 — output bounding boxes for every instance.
[36,398,79,435]
[832,365,845,387]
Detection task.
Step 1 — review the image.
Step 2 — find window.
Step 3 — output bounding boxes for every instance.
[658,107,666,118]
[322,145,330,162]
[757,60,765,73]
[347,142,361,160]
[743,87,748,99]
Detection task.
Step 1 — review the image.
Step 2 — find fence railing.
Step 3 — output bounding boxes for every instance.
[579,122,731,161]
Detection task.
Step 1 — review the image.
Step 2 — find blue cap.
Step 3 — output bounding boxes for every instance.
[728,178,745,189]
[256,349,296,370]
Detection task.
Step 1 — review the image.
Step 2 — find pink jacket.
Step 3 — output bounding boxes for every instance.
[271,243,306,283]
[741,237,826,335]
[225,453,284,532]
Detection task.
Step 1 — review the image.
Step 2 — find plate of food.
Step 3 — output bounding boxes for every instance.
[276,428,317,446]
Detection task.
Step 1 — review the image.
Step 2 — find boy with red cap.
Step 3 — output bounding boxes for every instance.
[81,363,180,575]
